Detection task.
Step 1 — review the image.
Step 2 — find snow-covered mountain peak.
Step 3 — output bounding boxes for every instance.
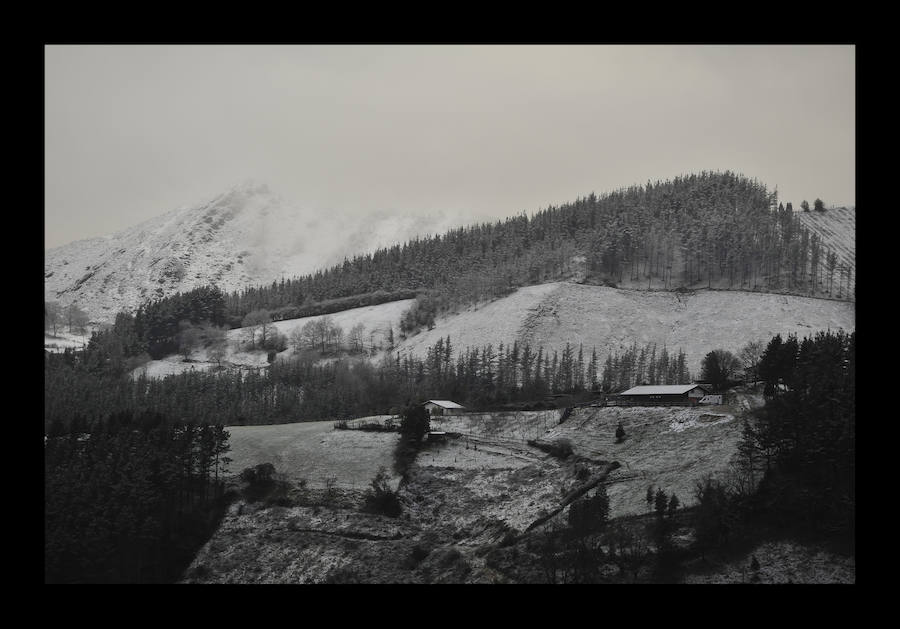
[45,183,477,324]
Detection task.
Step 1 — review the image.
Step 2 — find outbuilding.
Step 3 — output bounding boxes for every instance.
[422,400,466,416]
[608,384,711,406]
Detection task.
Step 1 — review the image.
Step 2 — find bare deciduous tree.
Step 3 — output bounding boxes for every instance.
[65,303,89,335]
[326,318,344,353]
[177,320,201,360]
[45,301,62,336]
[208,339,227,368]
[242,309,272,349]
[201,324,228,366]
[738,340,765,383]
[348,323,366,354]
[300,316,344,354]
[299,319,321,352]
[289,325,306,352]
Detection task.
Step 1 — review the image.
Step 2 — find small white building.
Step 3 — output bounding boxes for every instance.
[422,400,466,416]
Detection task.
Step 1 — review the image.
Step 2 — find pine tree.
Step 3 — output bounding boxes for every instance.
[575,344,585,391]
[667,494,680,517]
[654,488,668,518]
[550,351,559,393]
[587,348,598,392]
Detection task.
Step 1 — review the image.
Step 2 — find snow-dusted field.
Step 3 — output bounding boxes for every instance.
[395,282,856,373]
[264,298,415,351]
[44,331,90,353]
[224,420,400,490]
[130,297,416,379]
[405,403,746,529]
[130,280,854,380]
[797,206,856,293]
[185,390,853,583]
[543,404,745,518]
[394,283,560,360]
[131,355,219,379]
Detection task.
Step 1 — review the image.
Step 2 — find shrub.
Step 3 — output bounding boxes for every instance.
[262,329,288,352]
[239,467,256,484]
[356,421,394,432]
[239,464,292,505]
[399,295,439,335]
[410,545,431,565]
[264,480,294,508]
[527,438,574,459]
[393,438,421,477]
[324,566,362,583]
[240,462,276,486]
[361,467,402,517]
[393,404,432,477]
[323,474,339,503]
[552,438,574,459]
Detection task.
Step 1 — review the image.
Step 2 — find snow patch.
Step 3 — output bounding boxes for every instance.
[669,412,733,433]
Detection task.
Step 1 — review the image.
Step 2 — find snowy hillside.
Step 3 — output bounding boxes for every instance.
[44,182,475,324]
[797,206,856,293]
[131,298,415,379]
[133,283,855,380]
[393,282,856,373]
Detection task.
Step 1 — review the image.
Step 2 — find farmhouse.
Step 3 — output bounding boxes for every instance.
[607,384,711,407]
[422,400,466,416]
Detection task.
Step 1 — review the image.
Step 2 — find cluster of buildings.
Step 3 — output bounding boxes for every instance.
[421,383,723,416]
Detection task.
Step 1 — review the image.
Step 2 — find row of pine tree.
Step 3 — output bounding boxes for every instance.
[45,338,691,430]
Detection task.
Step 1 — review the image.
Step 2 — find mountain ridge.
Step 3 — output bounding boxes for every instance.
[45,173,856,327]
[44,181,477,324]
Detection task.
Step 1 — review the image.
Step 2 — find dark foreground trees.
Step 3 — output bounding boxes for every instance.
[45,412,232,583]
[748,329,855,541]
[692,329,855,558]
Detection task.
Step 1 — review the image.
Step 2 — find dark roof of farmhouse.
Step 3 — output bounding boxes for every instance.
[620,384,708,396]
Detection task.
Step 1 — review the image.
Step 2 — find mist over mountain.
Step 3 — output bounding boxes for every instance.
[44,182,478,324]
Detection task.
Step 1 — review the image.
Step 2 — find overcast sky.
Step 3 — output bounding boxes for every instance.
[45,44,855,250]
